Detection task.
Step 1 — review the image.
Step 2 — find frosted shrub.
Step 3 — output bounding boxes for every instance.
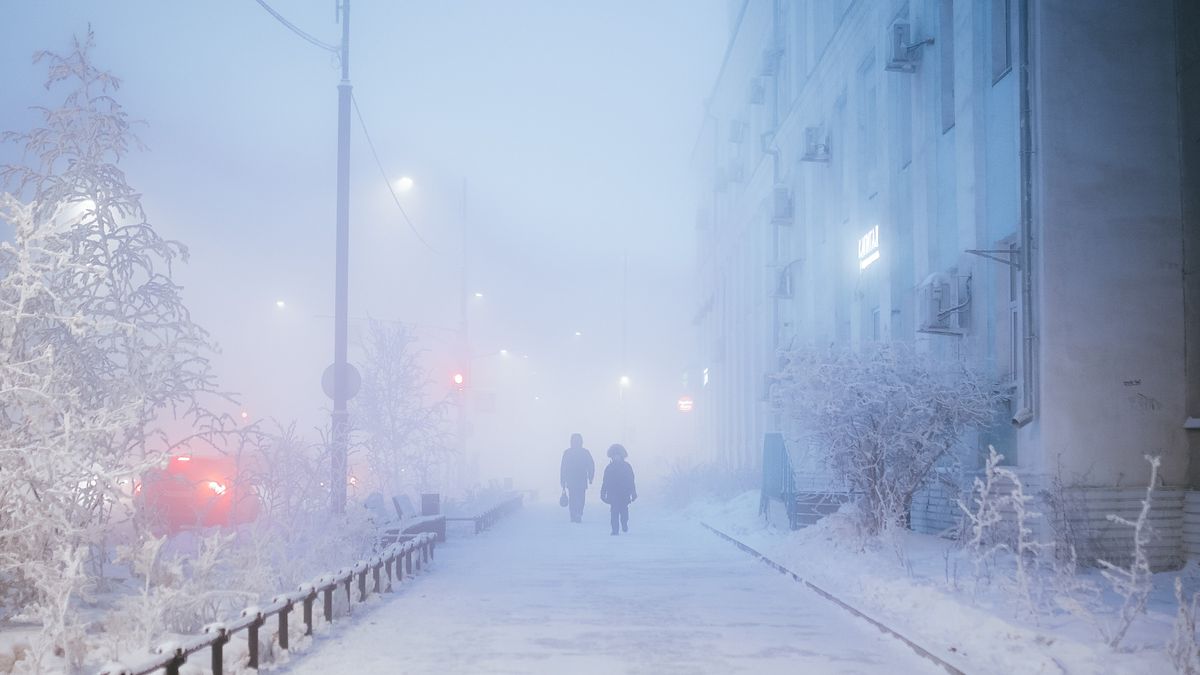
[1096,455,1160,649]
[354,321,454,496]
[958,446,1045,615]
[1169,577,1200,674]
[771,343,999,536]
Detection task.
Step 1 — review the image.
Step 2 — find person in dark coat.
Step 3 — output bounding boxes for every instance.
[560,433,595,523]
[600,444,637,535]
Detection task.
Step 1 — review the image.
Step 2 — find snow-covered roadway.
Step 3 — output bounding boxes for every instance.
[283,503,941,675]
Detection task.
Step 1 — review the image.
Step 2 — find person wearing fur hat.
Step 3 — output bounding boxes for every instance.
[599,443,637,535]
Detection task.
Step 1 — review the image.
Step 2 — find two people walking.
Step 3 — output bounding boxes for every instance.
[559,433,638,535]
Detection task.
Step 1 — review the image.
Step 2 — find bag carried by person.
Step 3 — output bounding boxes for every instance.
[559,489,568,507]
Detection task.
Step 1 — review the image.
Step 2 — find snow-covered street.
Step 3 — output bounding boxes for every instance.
[282,503,941,674]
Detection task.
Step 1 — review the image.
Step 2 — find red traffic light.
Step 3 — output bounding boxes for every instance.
[452,372,465,387]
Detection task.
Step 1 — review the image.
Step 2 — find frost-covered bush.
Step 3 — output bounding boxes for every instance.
[1095,455,1160,649]
[353,320,454,496]
[959,446,1046,615]
[1170,576,1200,674]
[95,420,380,665]
[0,32,215,672]
[234,421,380,589]
[771,343,999,536]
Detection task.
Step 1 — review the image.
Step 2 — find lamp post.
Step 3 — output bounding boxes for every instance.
[458,178,472,492]
[329,0,353,514]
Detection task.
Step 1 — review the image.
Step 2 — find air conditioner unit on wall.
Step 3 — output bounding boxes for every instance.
[917,272,972,335]
[748,78,767,105]
[771,185,793,226]
[885,21,934,73]
[800,127,831,163]
[772,268,793,298]
[760,131,776,155]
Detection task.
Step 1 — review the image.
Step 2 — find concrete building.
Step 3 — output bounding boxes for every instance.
[692,0,1198,566]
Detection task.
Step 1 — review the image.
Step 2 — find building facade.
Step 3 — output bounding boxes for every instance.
[692,0,1197,566]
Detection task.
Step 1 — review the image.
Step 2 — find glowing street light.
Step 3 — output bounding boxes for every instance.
[499,349,510,357]
[473,291,485,299]
[619,375,631,388]
[395,176,414,192]
[574,330,583,337]
[275,300,286,309]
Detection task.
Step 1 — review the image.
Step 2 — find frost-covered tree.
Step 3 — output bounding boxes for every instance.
[353,321,454,496]
[771,343,999,536]
[0,31,215,670]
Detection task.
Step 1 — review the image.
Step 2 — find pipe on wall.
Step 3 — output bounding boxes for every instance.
[1013,0,1037,427]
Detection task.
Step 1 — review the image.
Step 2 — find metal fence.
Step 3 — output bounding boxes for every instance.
[100,532,437,675]
[445,493,523,534]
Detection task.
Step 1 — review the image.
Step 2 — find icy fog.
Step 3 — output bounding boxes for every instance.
[0,0,726,496]
[3,1,1198,674]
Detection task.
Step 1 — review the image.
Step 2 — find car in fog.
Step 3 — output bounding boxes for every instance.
[136,454,260,534]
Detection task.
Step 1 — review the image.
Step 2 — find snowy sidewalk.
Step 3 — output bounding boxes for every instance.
[281,503,942,675]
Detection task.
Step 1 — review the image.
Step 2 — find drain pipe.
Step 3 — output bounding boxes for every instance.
[766,0,786,356]
[1013,0,1037,427]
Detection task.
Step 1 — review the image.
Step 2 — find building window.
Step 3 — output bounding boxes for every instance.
[939,0,955,132]
[991,0,1013,82]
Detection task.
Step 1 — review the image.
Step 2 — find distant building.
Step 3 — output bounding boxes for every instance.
[692,0,1198,567]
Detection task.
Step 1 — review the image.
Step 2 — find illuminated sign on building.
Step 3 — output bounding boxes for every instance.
[858,225,880,270]
[677,396,695,413]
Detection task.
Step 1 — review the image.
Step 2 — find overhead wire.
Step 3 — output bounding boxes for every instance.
[251,0,340,53]
[351,92,443,255]
[250,0,440,255]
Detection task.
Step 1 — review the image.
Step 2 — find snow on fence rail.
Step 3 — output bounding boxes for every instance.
[445,493,524,534]
[99,532,437,675]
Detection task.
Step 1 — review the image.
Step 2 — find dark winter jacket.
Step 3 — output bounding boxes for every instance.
[600,459,637,505]
[560,447,595,490]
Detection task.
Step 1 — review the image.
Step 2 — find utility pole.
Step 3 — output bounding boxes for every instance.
[458,178,470,492]
[330,0,352,514]
[620,250,628,443]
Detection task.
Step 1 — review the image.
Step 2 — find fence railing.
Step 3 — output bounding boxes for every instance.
[101,532,437,675]
[445,493,523,534]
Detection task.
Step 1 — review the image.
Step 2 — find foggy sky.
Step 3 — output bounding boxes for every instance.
[0,1,727,492]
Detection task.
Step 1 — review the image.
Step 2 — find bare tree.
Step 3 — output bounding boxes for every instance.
[353,320,454,497]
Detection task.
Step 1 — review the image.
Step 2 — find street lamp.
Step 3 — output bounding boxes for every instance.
[395,176,414,192]
[619,375,631,388]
